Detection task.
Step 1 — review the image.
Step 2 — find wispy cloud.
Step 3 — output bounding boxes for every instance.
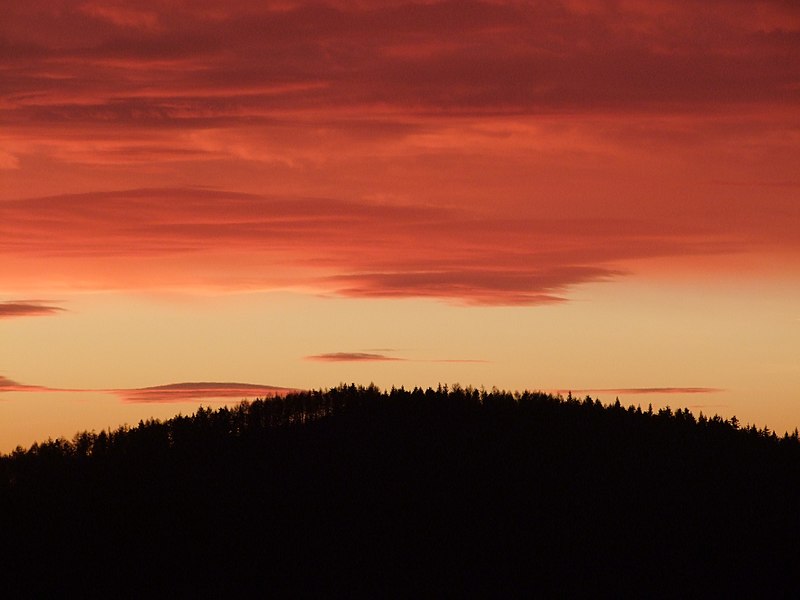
[0,187,754,305]
[429,359,491,364]
[1,0,798,304]
[3,1,797,125]
[0,376,54,393]
[305,351,489,363]
[115,382,297,403]
[0,301,64,319]
[305,352,405,362]
[79,2,162,31]
[555,387,725,396]
[0,376,296,403]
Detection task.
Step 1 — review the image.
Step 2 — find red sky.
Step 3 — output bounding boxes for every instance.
[1,0,798,449]
[2,1,798,301]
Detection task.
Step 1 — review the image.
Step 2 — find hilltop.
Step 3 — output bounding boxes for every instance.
[1,384,798,596]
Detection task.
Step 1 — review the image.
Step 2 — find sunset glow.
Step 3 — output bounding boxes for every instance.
[1,0,798,450]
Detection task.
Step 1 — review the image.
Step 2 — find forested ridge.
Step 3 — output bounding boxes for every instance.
[1,384,798,596]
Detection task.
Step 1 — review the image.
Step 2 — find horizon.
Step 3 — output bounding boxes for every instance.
[1,382,757,453]
[1,0,798,452]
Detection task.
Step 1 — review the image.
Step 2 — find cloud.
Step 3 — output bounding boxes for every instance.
[556,387,725,396]
[0,376,53,393]
[79,2,162,31]
[0,375,296,403]
[1,186,772,305]
[3,1,798,124]
[0,152,19,170]
[429,359,491,364]
[115,382,297,403]
[0,378,727,400]
[325,267,623,306]
[2,0,798,178]
[305,353,405,362]
[0,301,64,319]
[305,350,489,363]
[1,1,797,303]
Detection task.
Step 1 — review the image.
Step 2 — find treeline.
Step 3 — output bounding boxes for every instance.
[3,384,796,464]
[0,384,798,596]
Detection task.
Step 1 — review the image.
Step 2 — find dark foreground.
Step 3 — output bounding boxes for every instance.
[1,385,798,596]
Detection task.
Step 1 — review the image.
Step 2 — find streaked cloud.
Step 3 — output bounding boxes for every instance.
[115,382,297,403]
[0,376,296,403]
[556,387,725,396]
[0,301,64,319]
[685,404,729,410]
[0,152,19,170]
[3,1,797,125]
[429,359,491,364]
[1,186,777,305]
[306,351,490,363]
[79,2,162,31]
[305,352,405,362]
[1,1,797,304]
[0,376,54,393]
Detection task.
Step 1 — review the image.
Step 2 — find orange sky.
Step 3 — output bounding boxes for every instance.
[1,0,799,450]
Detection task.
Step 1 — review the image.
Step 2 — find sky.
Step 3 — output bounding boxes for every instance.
[1,0,799,451]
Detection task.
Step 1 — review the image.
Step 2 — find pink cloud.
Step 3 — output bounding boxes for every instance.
[3,1,797,122]
[2,1,797,182]
[115,382,298,403]
[324,267,621,306]
[305,351,489,363]
[555,387,725,396]
[0,375,296,403]
[2,186,778,305]
[0,376,54,393]
[429,359,491,364]
[79,3,162,31]
[1,1,797,303]
[0,301,64,319]
[305,353,405,362]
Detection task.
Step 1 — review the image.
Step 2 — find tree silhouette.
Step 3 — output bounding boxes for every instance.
[0,384,797,596]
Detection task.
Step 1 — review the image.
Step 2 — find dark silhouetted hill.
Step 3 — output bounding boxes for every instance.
[1,384,798,596]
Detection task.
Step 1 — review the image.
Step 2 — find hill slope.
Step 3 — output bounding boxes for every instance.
[1,384,798,595]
